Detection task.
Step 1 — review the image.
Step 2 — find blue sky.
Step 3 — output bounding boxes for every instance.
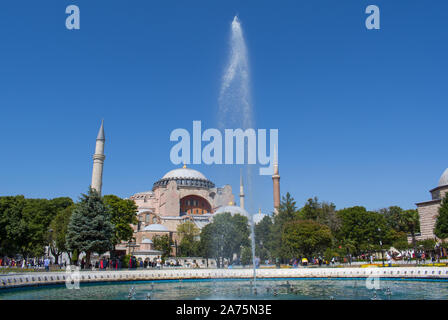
[0,0,447,214]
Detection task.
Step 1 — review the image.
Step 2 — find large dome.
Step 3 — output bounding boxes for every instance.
[162,167,207,180]
[153,166,215,189]
[439,168,448,187]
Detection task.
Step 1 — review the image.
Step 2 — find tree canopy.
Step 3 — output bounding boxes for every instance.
[198,212,250,267]
[268,192,299,261]
[435,195,448,239]
[103,194,138,245]
[65,188,114,265]
[152,234,172,261]
[299,197,340,234]
[282,219,333,258]
[0,196,73,257]
[177,220,200,257]
[336,206,391,254]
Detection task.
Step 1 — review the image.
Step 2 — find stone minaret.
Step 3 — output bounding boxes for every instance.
[91,120,105,196]
[239,170,245,210]
[272,144,280,214]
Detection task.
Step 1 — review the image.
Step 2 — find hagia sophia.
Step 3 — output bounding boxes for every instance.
[90,121,447,261]
[91,121,279,261]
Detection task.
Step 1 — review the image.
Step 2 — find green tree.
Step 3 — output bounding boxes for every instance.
[391,232,410,252]
[177,220,200,257]
[336,206,391,255]
[379,206,404,232]
[0,196,72,258]
[153,234,172,261]
[103,195,138,245]
[231,213,251,259]
[0,196,27,256]
[399,209,420,256]
[198,212,250,268]
[299,197,340,234]
[48,205,75,264]
[417,238,437,252]
[198,223,215,266]
[268,192,299,262]
[22,197,73,258]
[240,246,252,266]
[254,215,273,261]
[435,195,448,240]
[282,220,333,259]
[66,188,114,266]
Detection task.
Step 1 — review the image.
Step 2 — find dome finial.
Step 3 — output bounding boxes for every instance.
[183,163,187,169]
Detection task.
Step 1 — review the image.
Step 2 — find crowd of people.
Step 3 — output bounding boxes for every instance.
[1,248,445,271]
[0,257,67,270]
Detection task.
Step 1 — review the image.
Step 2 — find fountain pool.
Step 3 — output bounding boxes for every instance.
[1,278,447,300]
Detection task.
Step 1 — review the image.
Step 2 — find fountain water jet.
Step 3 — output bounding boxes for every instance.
[218,15,253,129]
[218,15,257,288]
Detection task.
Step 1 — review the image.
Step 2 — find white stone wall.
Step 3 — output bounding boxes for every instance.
[417,201,440,240]
[2,267,448,289]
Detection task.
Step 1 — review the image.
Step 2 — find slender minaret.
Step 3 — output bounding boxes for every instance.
[239,169,245,210]
[91,120,105,196]
[272,144,280,214]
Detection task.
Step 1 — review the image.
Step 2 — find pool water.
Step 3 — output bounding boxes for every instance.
[1,278,447,300]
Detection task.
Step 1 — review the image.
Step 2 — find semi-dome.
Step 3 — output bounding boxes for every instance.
[153,165,215,189]
[143,224,169,232]
[141,238,153,244]
[439,168,448,187]
[214,205,250,218]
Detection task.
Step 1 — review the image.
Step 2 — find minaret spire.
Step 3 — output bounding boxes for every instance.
[272,144,280,214]
[239,169,245,210]
[91,120,106,196]
[97,119,105,140]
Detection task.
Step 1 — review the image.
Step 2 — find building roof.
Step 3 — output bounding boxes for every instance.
[143,224,169,232]
[438,168,448,187]
[162,167,207,180]
[135,190,154,196]
[153,165,215,189]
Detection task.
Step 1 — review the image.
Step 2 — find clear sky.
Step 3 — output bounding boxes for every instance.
[0,0,447,214]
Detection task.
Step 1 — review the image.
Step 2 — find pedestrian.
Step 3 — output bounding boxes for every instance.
[156,256,161,270]
[386,252,392,267]
[44,256,50,272]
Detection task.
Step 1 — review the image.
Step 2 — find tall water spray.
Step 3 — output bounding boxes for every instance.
[218,16,257,286]
[218,16,253,129]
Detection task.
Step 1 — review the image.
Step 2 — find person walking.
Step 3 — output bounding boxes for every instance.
[156,256,161,270]
[44,257,50,272]
[386,251,392,267]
